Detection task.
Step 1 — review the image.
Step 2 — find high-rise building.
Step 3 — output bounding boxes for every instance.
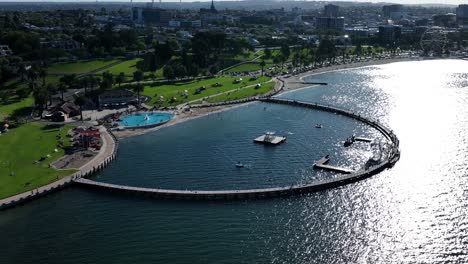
[324,4,339,18]
[378,25,402,45]
[456,4,468,28]
[131,7,174,26]
[316,17,345,32]
[382,4,404,20]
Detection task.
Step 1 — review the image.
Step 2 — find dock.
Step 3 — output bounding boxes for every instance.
[354,137,372,143]
[313,155,355,174]
[254,133,286,145]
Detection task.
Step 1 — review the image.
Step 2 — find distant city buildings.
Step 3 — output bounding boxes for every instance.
[382,4,405,21]
[456,5,468,28]
[316,17,345,32]
[131,7,174,26]
[433,13,457,28]
[324,4,339,18]
[378,25,402,45]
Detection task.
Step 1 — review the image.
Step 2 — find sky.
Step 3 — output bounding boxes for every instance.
[1,0,465,5]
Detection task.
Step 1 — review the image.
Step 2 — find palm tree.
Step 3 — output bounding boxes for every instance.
[116,72,125,87]
[57,82,68,104]
[33,85,48,118]
[133,70,144,83]
[39,68,47,86]
[260,60,266,76]
[46,83,56,106]
[132,84,144,106]
[74,96,86,121]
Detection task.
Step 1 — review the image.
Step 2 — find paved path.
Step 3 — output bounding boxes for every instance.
[0,126,116,209]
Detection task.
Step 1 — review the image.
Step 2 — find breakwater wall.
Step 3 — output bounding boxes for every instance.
[74,98,400,201]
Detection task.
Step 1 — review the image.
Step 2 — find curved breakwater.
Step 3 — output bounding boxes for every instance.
[74,98,400,200]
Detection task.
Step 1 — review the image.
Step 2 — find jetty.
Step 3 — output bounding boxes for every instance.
[354,137,372,143]
[313,155,355,174]
[254,132,286,145]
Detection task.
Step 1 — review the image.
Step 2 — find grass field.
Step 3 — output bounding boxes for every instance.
[224,62,274,73]
[141,76,271,107]
[99,58,165,79]
[97,58,141,75]
[206,81,275,103]
[47,59,121,74]
[0,123,75,199]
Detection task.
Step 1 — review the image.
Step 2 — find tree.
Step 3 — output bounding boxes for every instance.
[46,83,56,106]
[260,60,266,76]
[209,65,219,76]
[280,43,291,61]
[102,71,114,85]
[174,64,187,78]
[133,70,144,83]
[39,68,47,86]
[57,82,68,104]
[132,84,144,106]
[33,85,48,118]
[74,96,86,121]
[163,65,175,80]
[116,72,126,87]
[136,41,145,56]
[264,48,272,59]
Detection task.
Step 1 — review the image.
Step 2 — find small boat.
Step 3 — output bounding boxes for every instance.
[344,136,355,147]
[315,124,323,128]
[235,162,244,168]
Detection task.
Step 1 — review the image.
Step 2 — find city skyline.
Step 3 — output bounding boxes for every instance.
[0,0,466,5]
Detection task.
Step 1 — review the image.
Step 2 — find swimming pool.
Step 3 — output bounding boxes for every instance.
[118,112,174,129]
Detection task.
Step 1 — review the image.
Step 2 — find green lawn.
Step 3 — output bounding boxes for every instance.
[140,76,271,107]
[47,59,121,74]
[206,81,275,103]
[97,58,141,75]
[0,123,76,199]
[0,97,34,120]
[99,58,164,79]
[224,63,274,73]
[233,50,260,61]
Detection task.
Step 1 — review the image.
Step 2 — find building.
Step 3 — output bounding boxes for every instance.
[457,5,468,28]
[382,4,404,20]
[324,4,339,18]
[433,13,457,28]
[316,17,345,32]
[0,45,13,57]
[131,7,174,26]
[40,40,81,51]
[378,25,402,45]
[200,0,217,14]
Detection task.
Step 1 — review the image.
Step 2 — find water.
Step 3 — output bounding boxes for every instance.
[118,112,173,128]
[1,60,468,263]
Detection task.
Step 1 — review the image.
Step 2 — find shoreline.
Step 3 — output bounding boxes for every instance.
[113,56,422,139]
[0,55,433,206]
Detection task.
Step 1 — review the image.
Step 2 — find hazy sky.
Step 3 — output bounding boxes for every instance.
[1,0,465,5]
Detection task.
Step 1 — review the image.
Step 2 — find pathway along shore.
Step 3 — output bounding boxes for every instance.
[73,98,400,201]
